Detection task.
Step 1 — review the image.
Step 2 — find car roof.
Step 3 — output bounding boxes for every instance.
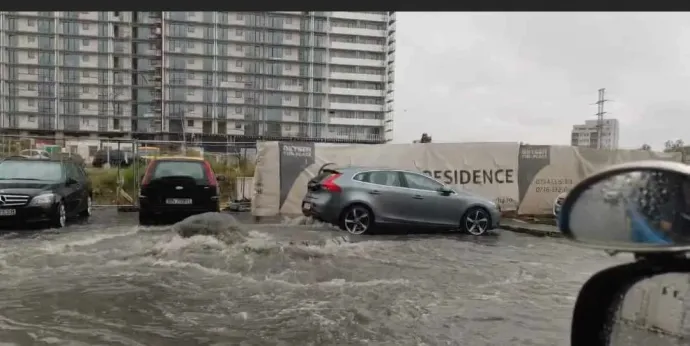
[2,156,72,164]
[339,166,422,173]
[152,156,206,162]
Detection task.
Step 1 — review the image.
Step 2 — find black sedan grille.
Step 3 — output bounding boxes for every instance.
[0,194,30,207]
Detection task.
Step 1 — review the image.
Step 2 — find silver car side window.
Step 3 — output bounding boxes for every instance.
[367,171,402,187]
[404,172,443,191]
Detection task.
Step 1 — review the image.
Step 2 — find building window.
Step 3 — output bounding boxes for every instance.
[236,60,242,67]
[28,36,36,43]
[27,51,35,58]
[82,23,89,30]
[237,14,243,20]
[82,55,89,62]
[187,120,194,127]
[82,102,88,109]
[27,19,35,27]
[27,99,35,107]
[82,70,89,78]
[236,106,242,113]
[82,39,89,46]
[82,86,89,93]
[235,91,242,98]
[28,116,36,122]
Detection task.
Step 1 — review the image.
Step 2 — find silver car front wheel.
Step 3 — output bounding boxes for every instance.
[342,205,372,235]
[463,208,490,236]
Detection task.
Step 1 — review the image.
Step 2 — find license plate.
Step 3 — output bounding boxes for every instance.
[166,198,192,205]
[0,209,16,216]
[303,202,311,210]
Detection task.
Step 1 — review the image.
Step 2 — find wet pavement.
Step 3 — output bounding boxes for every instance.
[0,209,629,345]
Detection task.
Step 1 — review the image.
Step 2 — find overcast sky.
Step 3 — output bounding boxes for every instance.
[393,12,690,150]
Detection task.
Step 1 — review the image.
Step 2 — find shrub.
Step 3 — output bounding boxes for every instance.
[88,160,255,205]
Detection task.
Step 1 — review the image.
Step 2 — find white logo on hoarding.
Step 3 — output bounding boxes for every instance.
[282,145,312,158]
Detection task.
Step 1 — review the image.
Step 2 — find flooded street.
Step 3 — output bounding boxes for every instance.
[0,209,627,346]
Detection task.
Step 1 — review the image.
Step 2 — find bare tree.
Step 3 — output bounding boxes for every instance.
[664,139,685,152]
[419,133,432,143]
[640,144,651,151]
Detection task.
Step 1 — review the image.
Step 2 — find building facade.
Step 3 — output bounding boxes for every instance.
[571,118,619,149]
[0,11,395,144]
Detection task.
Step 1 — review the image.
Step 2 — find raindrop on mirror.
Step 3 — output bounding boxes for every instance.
[568,170,690,246]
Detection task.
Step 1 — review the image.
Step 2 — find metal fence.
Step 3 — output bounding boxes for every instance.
[0,134,257,210]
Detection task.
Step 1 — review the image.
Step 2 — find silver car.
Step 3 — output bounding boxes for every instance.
[301,167,501,235]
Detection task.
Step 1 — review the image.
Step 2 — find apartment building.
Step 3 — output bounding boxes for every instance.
[571,118,620,149]
[0,11,395,144]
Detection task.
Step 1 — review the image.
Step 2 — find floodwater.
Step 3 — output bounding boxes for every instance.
[0,209,627,346]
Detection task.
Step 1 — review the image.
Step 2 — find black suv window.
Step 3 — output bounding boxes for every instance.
[0,160,64,181]
[153,161,207,180]
[355,171,402,187]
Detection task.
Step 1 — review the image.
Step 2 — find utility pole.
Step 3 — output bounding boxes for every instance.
[593,88,609,149]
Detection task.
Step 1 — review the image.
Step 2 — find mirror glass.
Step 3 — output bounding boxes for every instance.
[608,273,690,346]
[566,169,690,247]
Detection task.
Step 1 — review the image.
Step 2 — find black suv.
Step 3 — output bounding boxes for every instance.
[92,149,132,168]
[138,157,224,225]
[0,157,93,228]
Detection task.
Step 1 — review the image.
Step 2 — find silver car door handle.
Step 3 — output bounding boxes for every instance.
[369,190,382,195]
[413,195,424,199]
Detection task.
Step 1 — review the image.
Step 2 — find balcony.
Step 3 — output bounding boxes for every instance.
[330,41,385,53]
[330,26,386,38]
[330,57,385,68]
[329,87,384,97]
[329,102,384,112]
[331,12,386,22]
[330,72,384,82]
[329,117,383,127]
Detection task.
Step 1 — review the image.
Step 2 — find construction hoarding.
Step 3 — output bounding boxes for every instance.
[251,141,682,217]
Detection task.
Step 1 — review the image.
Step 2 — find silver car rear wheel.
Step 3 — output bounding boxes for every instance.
[342,205,372,235]
[463,208,490,236]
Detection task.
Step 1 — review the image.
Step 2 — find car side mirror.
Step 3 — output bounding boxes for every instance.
[439,186,453,195]
[216,174,226,182]
[66,177,78,186]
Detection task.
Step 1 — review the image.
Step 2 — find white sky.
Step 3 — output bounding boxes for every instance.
[393,12,690,150]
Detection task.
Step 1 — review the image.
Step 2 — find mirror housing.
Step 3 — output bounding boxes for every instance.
[438,185,454,195]
[216,174,227,182]
[560,160,690,253]
[571,257,690,345]
[66,177,78,186]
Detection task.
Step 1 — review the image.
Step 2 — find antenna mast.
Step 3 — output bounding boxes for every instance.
[594,88,609,149]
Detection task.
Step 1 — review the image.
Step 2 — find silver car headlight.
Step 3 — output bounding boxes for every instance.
[29,193,56,206]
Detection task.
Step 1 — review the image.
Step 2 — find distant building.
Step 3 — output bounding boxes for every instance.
[571,118,620,149]
[0,11,396,144]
